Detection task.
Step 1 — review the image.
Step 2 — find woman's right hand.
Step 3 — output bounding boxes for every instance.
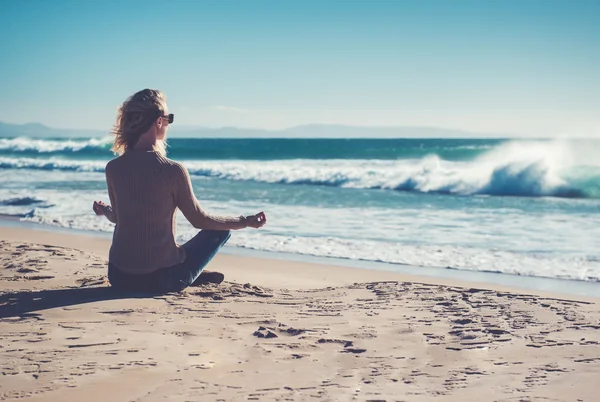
[93,200,107,216]
[245,212,267,228]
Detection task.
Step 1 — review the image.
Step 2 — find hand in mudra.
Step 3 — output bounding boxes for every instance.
[246,212,267,228]
[92,200,108,216]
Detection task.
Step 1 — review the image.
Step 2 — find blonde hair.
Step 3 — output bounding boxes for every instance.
[110,89,168,156]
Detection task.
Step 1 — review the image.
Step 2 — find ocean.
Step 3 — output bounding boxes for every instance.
[1,136,599,284]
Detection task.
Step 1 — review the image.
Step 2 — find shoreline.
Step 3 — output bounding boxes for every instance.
[0,217,598,301]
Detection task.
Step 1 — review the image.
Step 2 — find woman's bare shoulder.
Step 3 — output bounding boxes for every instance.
[105,156,119,174]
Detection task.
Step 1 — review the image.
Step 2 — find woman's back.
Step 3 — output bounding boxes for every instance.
[106,150,187,274]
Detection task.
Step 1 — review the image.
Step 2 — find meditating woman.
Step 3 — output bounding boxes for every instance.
[93,89,266,293]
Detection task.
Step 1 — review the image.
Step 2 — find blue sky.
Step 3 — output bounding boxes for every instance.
[1,0,599,136]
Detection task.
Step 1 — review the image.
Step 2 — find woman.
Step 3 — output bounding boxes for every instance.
[93,89,266,293]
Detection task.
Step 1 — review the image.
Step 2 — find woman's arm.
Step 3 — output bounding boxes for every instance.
[174,164,258,230]
[92,169,118,224]
[104,181,118,223]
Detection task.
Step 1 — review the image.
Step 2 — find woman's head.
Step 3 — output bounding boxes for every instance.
[110,89,172,156]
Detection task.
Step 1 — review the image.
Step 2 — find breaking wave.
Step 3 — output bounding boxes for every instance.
[0,140,598,199]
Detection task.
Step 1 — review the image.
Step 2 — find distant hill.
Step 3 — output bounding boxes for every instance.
[0,121,506,139]
[0,122,106,138]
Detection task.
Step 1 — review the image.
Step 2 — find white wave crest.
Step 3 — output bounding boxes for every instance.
[0,157,106,171]
[0,137,110,152]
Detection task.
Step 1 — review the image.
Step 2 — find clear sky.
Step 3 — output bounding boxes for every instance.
[1,0,599,136]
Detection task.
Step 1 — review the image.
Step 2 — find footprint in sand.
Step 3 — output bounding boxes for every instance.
[16,267,40,274]
[317,338,367,353]
[20,275,55,281]
[253,327,278,338]
[75,277,107,287]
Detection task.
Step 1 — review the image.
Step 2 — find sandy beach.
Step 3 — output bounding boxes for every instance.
[1,225,599,401]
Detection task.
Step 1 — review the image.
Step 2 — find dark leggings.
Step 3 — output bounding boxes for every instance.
[108,230,231,293]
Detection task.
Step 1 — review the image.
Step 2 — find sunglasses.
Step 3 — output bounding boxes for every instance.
[161,113,174,124]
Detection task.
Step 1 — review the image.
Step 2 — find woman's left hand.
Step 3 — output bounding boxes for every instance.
[93,200,108,216]
[245,212,267,228]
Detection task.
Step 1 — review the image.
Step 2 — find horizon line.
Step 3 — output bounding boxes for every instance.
[0,120,513,136]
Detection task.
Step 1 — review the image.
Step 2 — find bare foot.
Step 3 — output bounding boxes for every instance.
[191,271,225,286]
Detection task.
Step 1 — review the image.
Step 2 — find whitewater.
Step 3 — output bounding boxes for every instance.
[1,136,599,283]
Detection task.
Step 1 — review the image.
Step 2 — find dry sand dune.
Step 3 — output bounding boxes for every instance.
[1,233,599,401]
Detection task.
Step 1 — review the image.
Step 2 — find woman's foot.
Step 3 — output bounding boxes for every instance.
[191,270,225,286]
